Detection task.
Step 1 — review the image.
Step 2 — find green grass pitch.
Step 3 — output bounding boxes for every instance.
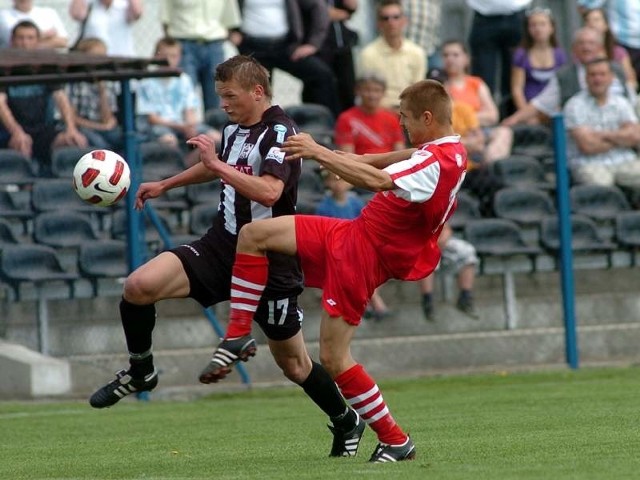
[1,366,640,479]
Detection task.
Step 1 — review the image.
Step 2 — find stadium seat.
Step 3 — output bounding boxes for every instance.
[0,190,33,233]
[78,239,128,296]
[511,125,553,159]
[464,218,541,274]
[540,214,616,267]
[31,179,108,215]
[145,186,189,220]
[189,203,218,235]
[284,103,335,146]
[50,146,94,178]
[139,142,184,181]
[493,187,556,227]
[464,218,542,329]
[204,108,229,131]
[615,211,640,266]
[33,211,100,249]
[0,244,77,300]
[110,208,173,253]
[297,166,325,214]
[449,190,482,232]
[186,180,222,206]
[570,184,631,223]
[0,149,38,185]
[491,155,553,190]
[0,218,19,244]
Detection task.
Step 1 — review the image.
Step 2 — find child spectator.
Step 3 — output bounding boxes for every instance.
[67,37,123,151]
[419,223,479,321]
[510,7,567,123]
[334,72,406,155]
[136,37,220,165]
[315,169,391,321]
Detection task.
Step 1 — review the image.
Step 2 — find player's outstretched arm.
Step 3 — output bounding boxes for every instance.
[283,133,395,192]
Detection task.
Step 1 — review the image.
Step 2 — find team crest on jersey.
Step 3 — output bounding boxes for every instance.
[266,146,285,164]
[274,124,288,143]
[455,153,463,167]
[239,143,254,159]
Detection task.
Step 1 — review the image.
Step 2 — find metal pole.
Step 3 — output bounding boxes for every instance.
[36,285,49,355]
[120,79,145,271]
[552,114,579,369]
[144,204,252,386]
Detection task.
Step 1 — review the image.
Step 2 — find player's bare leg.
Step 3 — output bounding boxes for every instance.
[268,333,367,456]
[90,253,191,408]
[319,311,416,463]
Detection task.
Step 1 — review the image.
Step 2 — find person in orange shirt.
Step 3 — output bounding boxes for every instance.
[440,39,513,163]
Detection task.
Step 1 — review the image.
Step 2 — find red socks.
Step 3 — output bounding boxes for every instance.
[226,253,268,338]
[334,364,408,445]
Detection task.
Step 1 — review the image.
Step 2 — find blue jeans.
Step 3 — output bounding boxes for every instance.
[178,39,225,112]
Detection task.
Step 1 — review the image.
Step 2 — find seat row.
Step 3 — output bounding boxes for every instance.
[464,212,640,274]
[451,184,635,233]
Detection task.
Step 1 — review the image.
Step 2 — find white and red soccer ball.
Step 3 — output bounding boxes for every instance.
[73,149,131,207]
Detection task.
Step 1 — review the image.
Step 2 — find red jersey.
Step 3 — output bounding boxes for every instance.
[358,135,467,280]
[334,106,405,154]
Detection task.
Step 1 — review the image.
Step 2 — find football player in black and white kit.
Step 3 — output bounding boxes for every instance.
[89,55,365,457]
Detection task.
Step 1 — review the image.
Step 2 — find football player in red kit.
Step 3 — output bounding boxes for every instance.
[199,79,467,463]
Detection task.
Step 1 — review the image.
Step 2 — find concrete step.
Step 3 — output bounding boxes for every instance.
[67,321,640,397]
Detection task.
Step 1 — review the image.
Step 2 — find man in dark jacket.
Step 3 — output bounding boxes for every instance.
[233,0,340,117]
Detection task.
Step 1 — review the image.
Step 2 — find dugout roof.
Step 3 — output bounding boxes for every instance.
[0,48,180,86]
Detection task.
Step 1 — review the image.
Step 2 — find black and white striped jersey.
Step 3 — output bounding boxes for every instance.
[216,105,300,235]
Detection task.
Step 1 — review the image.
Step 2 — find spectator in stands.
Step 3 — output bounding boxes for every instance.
[233,0,341,118]
[0,0,68,49]
[67,38,123,152]
[318,0,359,113]
[581,7,637,92]
[136,37,220,166]
[577,0,640,82]
[441,39,513,163]
[403,0,443,70]
[466,0,532,104]
[564,58,640,189]
[0,21,87,174]
[315,169,391,321]
[419,223,479,321]
[334,72,406,155]
[358,0,426,111]
[161,0,241,112]
[332,72,405,320]
[510,7,568,124]
[502,27,634,127]
[68,0,143,57]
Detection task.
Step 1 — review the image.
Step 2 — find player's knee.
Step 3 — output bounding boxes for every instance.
[318,351,342,378]
[123,270,158,304]
[237,222,264,250]
[274,354,311,384]
[280,362,309,384]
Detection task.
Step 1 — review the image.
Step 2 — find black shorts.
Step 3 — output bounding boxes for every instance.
[170,222,303,341]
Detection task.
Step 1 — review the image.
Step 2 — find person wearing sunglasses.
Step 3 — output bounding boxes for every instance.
[359,0,425,111]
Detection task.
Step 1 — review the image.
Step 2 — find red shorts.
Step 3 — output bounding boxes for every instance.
[295,215,389,325]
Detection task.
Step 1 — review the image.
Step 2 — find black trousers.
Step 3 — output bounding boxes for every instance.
[240,35,340,118]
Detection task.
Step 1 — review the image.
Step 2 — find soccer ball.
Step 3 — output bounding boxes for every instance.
[73,150,131,207]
